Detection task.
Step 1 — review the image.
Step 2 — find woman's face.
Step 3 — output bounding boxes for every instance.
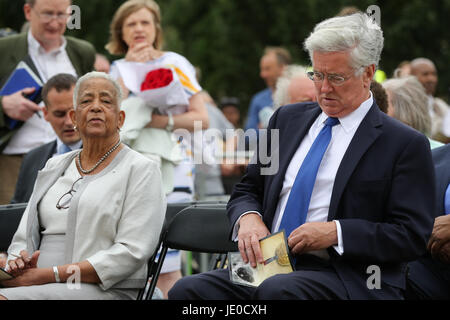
[122,7,157,49]
[71,78,125,139]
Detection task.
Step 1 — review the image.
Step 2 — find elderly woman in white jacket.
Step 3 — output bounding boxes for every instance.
[0,72,165,300]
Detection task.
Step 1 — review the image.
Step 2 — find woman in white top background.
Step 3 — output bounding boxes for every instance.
[106,0,209,298]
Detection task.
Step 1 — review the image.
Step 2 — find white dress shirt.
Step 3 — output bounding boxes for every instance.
[3,32,77,155]
[234,93,374,259]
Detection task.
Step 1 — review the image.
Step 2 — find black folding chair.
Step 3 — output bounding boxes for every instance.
[0,203,27,252]
[137,201,229,300]
[142,203,238,300]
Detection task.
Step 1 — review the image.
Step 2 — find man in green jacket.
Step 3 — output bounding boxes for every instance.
[0,0,95,204]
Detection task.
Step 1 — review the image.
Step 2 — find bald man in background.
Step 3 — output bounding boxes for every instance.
[410,58,449,143]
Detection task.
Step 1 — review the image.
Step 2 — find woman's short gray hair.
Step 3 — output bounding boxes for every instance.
[273,65,308,109]
[382,76,431,136]
[304,12,384,75]
[73,72,123,109]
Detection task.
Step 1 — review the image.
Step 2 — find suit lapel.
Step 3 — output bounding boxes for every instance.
[328,104,383,221]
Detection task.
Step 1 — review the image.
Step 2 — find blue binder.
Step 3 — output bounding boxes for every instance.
[0,61,43,129]
[0,64,42,102]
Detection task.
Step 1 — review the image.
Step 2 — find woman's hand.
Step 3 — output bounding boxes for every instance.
[1,267,53,288]
[7,251,40,277]
[0,253,6,269]
[125,42,160,63]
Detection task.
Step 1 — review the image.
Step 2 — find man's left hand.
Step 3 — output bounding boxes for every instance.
[428,215,450,256]
[288,222,338,255]
[436,242,450,264]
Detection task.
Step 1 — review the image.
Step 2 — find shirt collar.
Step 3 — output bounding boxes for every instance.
[56,137,82,154]
[27,31,67,55]
[317,91,374,134]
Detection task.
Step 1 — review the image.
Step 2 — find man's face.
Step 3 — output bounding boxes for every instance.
[312,51,374,118]
[24,0,70,49]
[222,105,240,127]
[411,62,438,96]
[260,52,285,89]
[287,77,317,104]
[43,86,80,145]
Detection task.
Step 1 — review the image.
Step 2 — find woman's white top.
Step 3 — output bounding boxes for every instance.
[39,160,81,235]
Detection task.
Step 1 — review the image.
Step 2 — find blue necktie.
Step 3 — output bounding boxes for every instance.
[279,117,340,237]
[445,184,450,215]
[58,144,72,155]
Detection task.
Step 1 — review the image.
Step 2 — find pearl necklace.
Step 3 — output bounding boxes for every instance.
[76,139,121,175]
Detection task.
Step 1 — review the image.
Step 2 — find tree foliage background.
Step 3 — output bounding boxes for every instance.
[1,0,449,118]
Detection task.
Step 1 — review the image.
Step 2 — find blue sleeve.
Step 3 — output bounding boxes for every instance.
[245,96,261,131]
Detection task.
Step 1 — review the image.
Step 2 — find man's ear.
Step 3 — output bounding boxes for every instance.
[43,106,49,121]
[24,4,32,22]
[364,65,376,88]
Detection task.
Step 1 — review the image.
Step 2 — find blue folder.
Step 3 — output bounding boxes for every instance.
[0,62,43,129]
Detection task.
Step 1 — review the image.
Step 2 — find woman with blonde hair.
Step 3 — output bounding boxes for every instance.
[106,0,209,298]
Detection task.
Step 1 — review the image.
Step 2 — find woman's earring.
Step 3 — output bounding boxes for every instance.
[74,125,77,130]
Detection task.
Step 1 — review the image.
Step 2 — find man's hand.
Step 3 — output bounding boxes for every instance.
[435,242,450,264]
[288,222,338,255]
[2,88,42,121]
[237,213,270,268]
[428,215,450,256]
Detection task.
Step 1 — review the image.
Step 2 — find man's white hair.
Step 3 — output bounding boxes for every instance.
[304,12,384,74]
[73,71,123,109]
[273,65,308,109]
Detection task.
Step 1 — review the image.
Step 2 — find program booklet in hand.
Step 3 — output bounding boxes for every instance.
[228,230,294,287]
[0,267,13,281]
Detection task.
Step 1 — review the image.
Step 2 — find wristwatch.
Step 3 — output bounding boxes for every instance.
[165,112,174,132]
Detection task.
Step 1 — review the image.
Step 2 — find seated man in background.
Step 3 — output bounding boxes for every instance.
[11,74,81,204]
[406,144,450,299]
[410,58,449,143]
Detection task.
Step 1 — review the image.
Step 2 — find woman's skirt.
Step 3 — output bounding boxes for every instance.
[0,235,139,300]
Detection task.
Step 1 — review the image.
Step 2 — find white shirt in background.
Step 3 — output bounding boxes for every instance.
[3,32,77,155]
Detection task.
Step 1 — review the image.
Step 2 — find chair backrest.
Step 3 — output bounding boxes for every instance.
[0,203,27,252]
[140,202,238,300]
[163,204,238,253]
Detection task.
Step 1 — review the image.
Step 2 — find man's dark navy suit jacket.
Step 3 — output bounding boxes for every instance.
[227,101,436,299]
